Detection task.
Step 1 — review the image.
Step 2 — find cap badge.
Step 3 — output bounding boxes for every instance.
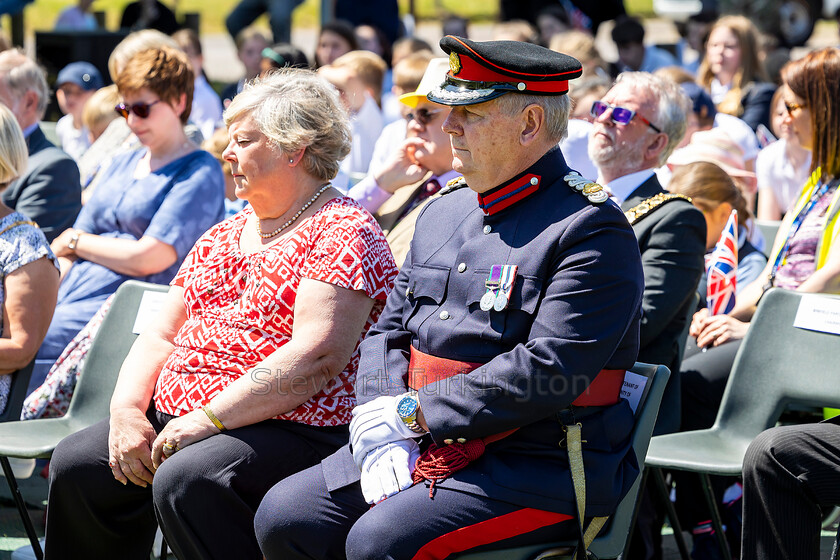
[564,172,608,204]
[449,52,461,75]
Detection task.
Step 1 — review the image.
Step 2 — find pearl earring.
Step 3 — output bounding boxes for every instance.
[289,159,294,163]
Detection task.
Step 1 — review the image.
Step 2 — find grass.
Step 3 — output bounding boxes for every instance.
[10,0,652,38]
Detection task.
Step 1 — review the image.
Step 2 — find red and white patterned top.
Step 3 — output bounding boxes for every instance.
[153,198,398,426]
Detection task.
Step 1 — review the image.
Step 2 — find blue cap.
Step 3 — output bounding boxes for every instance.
[680,81,717,121]
[56,62,103,91]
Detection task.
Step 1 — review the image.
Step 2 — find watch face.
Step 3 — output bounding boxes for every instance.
[396,395,418,418]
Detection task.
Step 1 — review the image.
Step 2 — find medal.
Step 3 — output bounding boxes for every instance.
[480,291,495,311]
[493,291,508,312]
[481,265,503,311]
[493,265,518,312]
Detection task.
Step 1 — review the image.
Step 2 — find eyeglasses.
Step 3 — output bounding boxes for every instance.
[784,101,806,115]
[115,100,161,119]
[406,108,443,127]
[591,100,662,133]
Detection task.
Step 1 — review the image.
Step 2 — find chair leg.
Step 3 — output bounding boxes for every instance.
[650,467,691,560]
[699,473,732,560]
[0,456,43,560]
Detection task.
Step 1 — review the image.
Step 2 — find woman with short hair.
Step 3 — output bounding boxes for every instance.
[46,68,398,560]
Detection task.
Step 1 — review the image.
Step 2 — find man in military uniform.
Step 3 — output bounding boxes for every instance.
[587,72,707,560]
[254,37,646,560]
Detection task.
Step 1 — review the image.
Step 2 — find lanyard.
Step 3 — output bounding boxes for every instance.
[769,180,833,284]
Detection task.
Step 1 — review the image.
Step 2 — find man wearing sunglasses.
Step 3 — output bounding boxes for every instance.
[588,72,706,559]
[0,50,81,243]
[355,58,458,268]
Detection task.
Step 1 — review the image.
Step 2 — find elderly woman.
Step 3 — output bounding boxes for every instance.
[29,46,225,396]
[46,69,398,560]
[0,105,60,413]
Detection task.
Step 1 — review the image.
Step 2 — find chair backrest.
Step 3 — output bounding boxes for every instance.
[454,362,671,560]
[588,362,670,558]
[712,289,840,438]
[63,280,169,427]
[0,360,34,423]
[754,219,782,256]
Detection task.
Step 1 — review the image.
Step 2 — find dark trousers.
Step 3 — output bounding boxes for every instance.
[255,461,578,560]
[46,410,346,560]
[742,421,840,560]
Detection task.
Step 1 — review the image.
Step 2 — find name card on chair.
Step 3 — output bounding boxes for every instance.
[621,370,648,414]
[794,295,840,336]
[132,290,169,334]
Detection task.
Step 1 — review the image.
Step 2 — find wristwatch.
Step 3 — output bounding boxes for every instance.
[396,391,425,434]
[67,230,81,251]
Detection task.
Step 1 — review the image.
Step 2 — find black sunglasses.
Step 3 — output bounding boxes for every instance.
[591,100,662,133]
[115,100,161,119]
[406,108,443,127]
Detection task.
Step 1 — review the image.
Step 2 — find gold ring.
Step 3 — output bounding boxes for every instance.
[162,442,177,456]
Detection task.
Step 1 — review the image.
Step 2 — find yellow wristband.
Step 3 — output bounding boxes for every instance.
[202,406,227,431]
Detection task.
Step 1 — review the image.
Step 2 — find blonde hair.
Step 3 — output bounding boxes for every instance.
[0,103,27,185]
[202,127,231,176]
[108,29,178,81]
[549,30,606,78]
[329,50,387,103]
[392,51,434,92]
[669,161,752,227]
[81,85,121,133]
[697,15,768,117]
[224,69,352,181]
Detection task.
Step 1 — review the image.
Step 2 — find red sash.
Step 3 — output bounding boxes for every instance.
[408,347,626,495]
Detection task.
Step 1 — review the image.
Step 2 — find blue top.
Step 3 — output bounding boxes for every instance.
[64,148,225,298]
[0,212,57,414]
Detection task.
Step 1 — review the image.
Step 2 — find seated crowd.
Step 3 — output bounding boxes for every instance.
[0,5,837,560]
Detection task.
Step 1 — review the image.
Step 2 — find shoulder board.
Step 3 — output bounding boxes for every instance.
[563,172,608,204]
[624,193,693,225]
[439,176,468,195]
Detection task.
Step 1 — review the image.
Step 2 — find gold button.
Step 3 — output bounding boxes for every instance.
[444,439,454,445]
[457,438,467,444]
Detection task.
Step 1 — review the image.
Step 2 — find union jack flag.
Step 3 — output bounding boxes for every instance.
[706,209,738,316]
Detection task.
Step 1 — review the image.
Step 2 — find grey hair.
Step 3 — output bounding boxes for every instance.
[0,49,49,120]
[224,69,352,182]
[494,92,571,144]
[0,103,26,185]
[614,71,690,166]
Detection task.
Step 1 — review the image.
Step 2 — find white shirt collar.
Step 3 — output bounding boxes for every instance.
[600,169,656,205]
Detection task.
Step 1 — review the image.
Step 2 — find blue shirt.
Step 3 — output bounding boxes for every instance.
[67,148,225,295]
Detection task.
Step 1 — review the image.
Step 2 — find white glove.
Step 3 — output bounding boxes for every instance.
[359,440,421,505]
[350,395,418,469]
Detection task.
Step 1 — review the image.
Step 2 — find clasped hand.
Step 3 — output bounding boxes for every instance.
[689,308,750,349]
[107,407,221,487]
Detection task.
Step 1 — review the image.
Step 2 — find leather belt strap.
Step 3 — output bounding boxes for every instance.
[407,346,626,407]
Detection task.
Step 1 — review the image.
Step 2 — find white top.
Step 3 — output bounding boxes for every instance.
[340,94,384,179]
[756,138,812,214]
[190,74,223,141]
[55,114,91,163]
[560,119,598,181]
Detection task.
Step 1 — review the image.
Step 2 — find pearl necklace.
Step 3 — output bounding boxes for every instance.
[256,183,331,239]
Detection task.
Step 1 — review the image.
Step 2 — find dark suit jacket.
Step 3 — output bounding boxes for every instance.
[374,173,441,269]
[1,126,81,243]
[621,175,706,434]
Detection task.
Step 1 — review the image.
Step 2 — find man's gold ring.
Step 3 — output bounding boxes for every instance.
[162,442,177,456]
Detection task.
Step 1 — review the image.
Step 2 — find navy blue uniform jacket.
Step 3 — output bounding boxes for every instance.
[326,148,645,517]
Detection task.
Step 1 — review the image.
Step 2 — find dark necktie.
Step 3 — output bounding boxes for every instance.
[399,177,441,221]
